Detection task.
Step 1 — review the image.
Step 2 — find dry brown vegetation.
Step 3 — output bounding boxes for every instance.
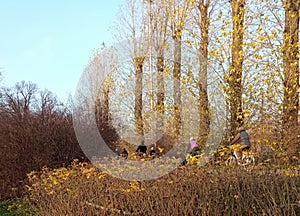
[26,161,300,216]
[1,0,300,213]
[0,80,299,216]
[0,81,86,201]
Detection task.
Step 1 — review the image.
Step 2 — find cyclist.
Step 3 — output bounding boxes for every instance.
[120,148,129,159]
[180,137,200,166]
[189,137,200,156]
[230,126,251,164]
[149,147,156,156]
[136,140,147,157]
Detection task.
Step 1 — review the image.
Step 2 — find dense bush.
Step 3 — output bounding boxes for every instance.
[0,81,86,200]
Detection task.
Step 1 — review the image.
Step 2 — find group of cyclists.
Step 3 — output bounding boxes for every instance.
[115,140,157,160]
[115,125,252,165]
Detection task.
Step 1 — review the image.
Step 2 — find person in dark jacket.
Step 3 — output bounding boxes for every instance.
[149,146,156,159]
[230,126,251,163]
[136,141,147,157]
[115,148,120,156]
[120,148,128,159]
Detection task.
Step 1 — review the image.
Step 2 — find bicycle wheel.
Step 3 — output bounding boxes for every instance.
[242,154,255,166]
[226,155,237,166]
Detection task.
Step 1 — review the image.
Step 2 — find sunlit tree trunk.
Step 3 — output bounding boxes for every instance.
[228,0,245,137]
[282,0,300,158]
[197,0,211,147]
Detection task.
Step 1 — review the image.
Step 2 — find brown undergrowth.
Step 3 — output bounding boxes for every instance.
[26,160,300,216]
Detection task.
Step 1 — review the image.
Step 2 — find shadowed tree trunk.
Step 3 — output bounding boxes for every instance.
[134,57,145,136]
[282,0,300,158]
[156,55,165,130]
[197,0,211,148]
[173,29,182,137]
[103,85,110,124]
[167,0,191,138]
[151,0,170,137]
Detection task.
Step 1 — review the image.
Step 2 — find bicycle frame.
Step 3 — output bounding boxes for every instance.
[228,151,255,166]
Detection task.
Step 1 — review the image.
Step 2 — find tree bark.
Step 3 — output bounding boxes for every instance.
[156,55,165,131]
[197,0,211,148]
[134,57,145,136]
[282,0,300,157]
[103,85,110,124]
[229,0,245,137]
[173,30,182,137]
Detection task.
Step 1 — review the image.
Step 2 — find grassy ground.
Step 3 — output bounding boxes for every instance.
[0,200,38,216]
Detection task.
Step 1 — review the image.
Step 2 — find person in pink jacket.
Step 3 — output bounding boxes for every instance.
[181,137,200,166]
[189,137,200,156]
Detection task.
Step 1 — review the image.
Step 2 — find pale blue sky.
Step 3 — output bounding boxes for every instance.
[0,0,123,101]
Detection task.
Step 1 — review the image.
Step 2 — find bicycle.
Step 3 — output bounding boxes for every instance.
[226,145,255,166]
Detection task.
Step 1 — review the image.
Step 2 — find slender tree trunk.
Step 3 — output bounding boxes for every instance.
[95,96,101,125]
[134,57,145,136]
[173,30,182,137]
[229,0,245,137]
[103,87,110,124]
[282,0,300,157]
[156,54,165,131]
[197,0,211,148]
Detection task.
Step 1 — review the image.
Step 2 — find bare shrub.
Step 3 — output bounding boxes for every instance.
[27,161,300,216]
[0,81,85,201]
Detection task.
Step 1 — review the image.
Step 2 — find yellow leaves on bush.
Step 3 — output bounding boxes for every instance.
[283,168,299,177]
[119,181,144,193]
[27,159,107,197]
[27,171,38,181]
[47,190,55,195]
[81,167,96,179]
[186,154,201,165]
[228,144,249,152]
[158,147,164,153]
[98,172,106,179]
